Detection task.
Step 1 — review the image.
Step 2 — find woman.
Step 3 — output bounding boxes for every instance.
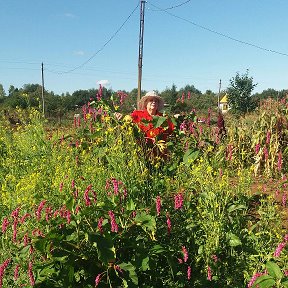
[131,91,174,143]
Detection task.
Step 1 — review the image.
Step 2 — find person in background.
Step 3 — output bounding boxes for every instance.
[217,110,227,139]
[130,90,174,144]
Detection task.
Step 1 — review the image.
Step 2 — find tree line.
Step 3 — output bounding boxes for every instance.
[0,71,287,120]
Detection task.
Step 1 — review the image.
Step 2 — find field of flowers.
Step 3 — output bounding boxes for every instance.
[0,92,288,287]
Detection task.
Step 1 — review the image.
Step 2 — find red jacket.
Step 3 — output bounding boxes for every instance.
[131,110,174,142]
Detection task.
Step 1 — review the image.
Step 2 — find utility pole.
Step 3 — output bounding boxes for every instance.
[137,0,146,108]
[41,62,45,117]
[217,79,222,111]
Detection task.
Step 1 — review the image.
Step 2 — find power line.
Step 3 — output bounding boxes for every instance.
[148,2,288,57]
[148,0,192,11]
[47,2,140,75]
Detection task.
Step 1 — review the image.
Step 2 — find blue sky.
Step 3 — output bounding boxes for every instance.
[0,0,287,95]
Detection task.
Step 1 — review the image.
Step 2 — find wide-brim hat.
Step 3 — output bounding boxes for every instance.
[138,91,165,111]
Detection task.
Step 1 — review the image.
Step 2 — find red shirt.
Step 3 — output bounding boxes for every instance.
[131,110,174,141]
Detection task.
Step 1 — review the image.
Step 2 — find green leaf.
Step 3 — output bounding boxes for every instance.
[150,244,166,254]
[88,233,115,264]
[227,233,242,247]
[135,212,156,232]
[34,263,58,283]
[33,238,49,253]
[68,265,74,283]
[119,262,138,285]
[166,254,176,279]
[153,116,167,128]
[227,204,247,213]
[253,275,276,288]
[66,197,75,211]
[265,261,283,280]
[141,257,150,271]
[126,199,136,211]
[66,231,78,242]
[183,149,199,165]
[282,280,288,287]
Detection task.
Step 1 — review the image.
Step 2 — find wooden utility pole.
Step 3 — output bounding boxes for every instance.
[217,79,222,111]
[137,0,146,108]
[41,62,45,117]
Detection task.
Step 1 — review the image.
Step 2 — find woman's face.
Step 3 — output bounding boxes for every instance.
[146,98,159,115]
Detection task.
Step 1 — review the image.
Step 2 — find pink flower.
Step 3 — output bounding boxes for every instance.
[277,151,283,172]
[263,146,269,161]
[12,219,18,243]
[1,217,9,234]
[182,246,188,262]
[114,265,123,273]
[211,254,218,263]
[71,179,75,189]
[207,266,212,281]
[20,213,31,224]
[84,185,92,207]
[166,213,172,235]
[28,261,35,286]
[11,207,21,219]
[111,178,119,195]
[29,245,34,255]
[226,144,233,161]
[273,241,286,257]
[96,85,103,101]
[98,217,104,234]
[75,205,80,215]
[174,193,184,210]
[180,121,187,132]
[45,207,53,222]
[282,193,287,207]
[35,200,47,221]
[66,209,71,224]
[14,264,20,281]
[59,182,64,192]
[255,143,261,155]
[187,265,191,280]
[266,131,271,144]
[0,258,11,288]
[247,271,267,288]
[108,211,119,233]
[156,196,161,216]
[95,273,102,287]
[23,233,29,246]
[219,168,223,178]
[275,189,280,197]
[131,211,137,218]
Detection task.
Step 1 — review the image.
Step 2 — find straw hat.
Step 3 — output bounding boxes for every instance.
[138,91,165,111]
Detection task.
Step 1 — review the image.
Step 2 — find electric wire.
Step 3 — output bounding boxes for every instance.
[148,2,288,57]
[148,0,192,11]
[46,2,140,75]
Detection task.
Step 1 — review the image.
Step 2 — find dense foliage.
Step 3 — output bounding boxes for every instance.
[0,89,287,287]
[1,76,287,120]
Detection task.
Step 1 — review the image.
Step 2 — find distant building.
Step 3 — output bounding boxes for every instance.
[219,94,230,113]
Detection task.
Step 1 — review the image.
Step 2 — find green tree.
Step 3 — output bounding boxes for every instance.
[0,84,6,98]
[227,70,257,114]
[160,84,178,113]
[8,85,18,96]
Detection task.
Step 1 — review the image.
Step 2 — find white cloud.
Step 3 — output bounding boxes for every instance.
[74,50,85,56]
[97,80,110,87]
[64,13,76,18]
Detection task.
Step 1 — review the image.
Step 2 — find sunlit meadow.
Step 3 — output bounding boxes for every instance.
[0,91,287,287]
